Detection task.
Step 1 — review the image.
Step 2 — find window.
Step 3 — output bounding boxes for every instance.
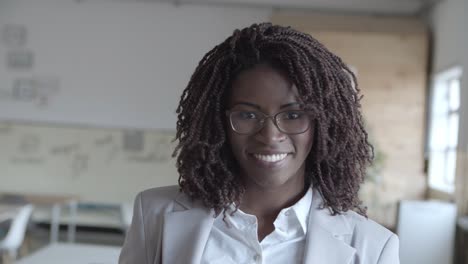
[427,66,462,193]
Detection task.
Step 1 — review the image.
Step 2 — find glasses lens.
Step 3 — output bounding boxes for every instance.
[230,111,262,134]
[276,110,311,134]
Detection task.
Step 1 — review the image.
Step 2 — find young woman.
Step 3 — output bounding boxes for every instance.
[119,23,399,264]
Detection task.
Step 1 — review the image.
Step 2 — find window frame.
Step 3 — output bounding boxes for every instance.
[427,66,463,194]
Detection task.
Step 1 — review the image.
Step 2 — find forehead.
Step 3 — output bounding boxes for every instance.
[228,64,300,108]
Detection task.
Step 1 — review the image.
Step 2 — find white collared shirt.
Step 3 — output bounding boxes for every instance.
[201,188,313,264]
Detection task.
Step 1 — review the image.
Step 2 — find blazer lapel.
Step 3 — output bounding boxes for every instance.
[162,193,215,264]
[303,189,356,264]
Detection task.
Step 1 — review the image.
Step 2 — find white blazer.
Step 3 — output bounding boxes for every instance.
[119,186,399,264]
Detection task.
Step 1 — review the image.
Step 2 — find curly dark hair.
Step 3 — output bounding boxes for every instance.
[173,22,372,216]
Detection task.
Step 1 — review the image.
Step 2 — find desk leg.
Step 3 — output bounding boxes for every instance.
[50,203,60,243]
[67,200,77,243]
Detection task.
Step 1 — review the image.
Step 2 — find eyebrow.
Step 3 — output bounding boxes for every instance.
[232,102,302,109]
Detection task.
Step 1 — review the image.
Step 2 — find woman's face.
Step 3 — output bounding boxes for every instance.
[227,64,314,191]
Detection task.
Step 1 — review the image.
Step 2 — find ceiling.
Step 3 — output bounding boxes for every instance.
[129,0,438,16]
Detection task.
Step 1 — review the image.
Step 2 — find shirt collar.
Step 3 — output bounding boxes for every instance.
[223,187,313,234]
[290,187,313,234]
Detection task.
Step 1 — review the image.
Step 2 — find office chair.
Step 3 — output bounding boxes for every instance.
[0,204,34,261]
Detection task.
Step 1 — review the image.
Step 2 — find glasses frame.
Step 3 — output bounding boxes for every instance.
[226,109,314,135]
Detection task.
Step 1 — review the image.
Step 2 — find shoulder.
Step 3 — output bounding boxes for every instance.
[120,186,183,264]
[309,189,399,263]
[342,211,399,263]
[139,185,181,204]
[135,185,183,215]
[344,211,393,241]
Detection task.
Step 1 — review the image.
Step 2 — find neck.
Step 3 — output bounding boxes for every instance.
[239,177,307,218]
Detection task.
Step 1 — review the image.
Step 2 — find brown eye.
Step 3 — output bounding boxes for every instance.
[238,111,259,120]
[284,111,302,120]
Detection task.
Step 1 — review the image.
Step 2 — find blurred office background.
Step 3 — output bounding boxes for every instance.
[0,0,467,263]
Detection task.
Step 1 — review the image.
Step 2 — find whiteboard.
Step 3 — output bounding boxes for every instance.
[0,121,179,203]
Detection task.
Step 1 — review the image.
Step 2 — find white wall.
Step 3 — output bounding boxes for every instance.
[429,0,467,73]
[0,0,271,130]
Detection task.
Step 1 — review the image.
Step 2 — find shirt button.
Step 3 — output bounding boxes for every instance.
[284,210,291,216]
[254,254,261,262]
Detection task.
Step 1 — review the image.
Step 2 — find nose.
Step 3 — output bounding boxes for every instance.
[255,117,287,144]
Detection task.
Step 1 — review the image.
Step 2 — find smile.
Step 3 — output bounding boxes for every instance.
[252,153,288,163]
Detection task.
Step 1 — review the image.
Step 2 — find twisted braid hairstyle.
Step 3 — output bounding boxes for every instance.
[173,22,372,216]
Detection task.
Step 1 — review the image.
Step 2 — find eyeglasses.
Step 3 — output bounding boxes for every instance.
[226,109,314,135]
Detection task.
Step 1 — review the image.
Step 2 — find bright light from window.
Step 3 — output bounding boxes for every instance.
[428,66,462,193]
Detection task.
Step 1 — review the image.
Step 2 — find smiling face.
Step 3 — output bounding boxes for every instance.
[227,64,314,192]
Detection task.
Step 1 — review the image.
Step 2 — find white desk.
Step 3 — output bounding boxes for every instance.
[16,243,121,264]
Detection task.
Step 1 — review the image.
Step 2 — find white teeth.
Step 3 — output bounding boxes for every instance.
[253,153,288,163]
